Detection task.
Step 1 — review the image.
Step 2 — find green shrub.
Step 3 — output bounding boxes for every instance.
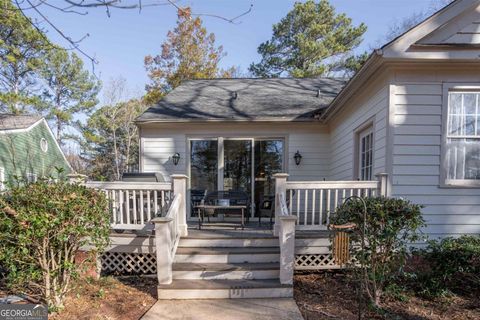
[0,181,110,310]
[332,196,425,307]
[411,235,480,297]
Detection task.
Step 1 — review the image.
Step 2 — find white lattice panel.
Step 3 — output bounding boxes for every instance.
[295,254,342,270]
[101,252,156,275]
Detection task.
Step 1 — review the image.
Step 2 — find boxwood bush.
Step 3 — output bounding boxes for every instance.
[0,181,110,310]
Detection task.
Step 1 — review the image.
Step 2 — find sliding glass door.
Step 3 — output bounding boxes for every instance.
[223,139,252,194]
[254,140,284,217]
[189,137,284,218]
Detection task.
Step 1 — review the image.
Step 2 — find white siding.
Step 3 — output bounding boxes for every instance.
[328,84,389,180]
[140,122,330,182]
[392,69,480,239]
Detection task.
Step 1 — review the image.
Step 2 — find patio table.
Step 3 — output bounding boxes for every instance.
[195,204,247,230]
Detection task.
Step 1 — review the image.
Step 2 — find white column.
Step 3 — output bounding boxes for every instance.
[152,217,173,284]
[375,173,389,197]
[273,173,289,236]
[279,215,297,285]
[171,174,188,237]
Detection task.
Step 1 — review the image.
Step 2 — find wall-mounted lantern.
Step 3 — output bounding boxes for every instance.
[294,150,302,166]
[172,152,180,166]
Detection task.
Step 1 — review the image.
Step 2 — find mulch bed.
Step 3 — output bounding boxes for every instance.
[294,272,480,320]
[1,276,157,320]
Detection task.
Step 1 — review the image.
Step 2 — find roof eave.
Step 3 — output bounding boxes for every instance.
[135,117,321,125]
[318,51,385,122]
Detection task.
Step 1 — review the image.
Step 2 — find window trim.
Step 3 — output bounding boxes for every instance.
[441,83,480,188]
[353,118,375,180]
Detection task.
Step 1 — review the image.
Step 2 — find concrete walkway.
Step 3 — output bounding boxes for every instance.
[141,298,304,320]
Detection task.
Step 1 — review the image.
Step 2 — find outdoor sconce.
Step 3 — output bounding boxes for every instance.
[172,152,180,166]
[294,150,302,166]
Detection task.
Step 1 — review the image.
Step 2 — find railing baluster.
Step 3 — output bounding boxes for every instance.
[119,190,124,225]
[139,190,144,224]
[154,190,158,216]
[334,189,339,214]
[319,189,324,226]
[132,190,137,224]
[125,190,130,224]
[296,189,300,222]
[147,190,152,221]
[311,189,316,226]
[326,189,331,226]
[304,189,308,225]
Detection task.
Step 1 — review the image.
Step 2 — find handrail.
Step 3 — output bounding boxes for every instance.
[286,180,378,190]
[85,181,171,190]
[165,193,182,257]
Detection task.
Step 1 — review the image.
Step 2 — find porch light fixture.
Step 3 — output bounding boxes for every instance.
[172,152,180,166]
[294,150,302,166]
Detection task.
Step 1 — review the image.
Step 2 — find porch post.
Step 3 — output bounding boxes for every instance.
[171,174,188,237]
[375,173,388,197]
[273,173,289,237]
[279,215,297,285]
[152,217,173,284]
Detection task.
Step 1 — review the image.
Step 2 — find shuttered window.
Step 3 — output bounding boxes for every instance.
[445,92,480,182]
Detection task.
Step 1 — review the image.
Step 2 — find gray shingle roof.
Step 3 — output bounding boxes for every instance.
[0,113,42,130]
[136,78,347,122]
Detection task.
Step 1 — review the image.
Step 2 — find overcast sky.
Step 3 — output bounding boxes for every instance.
[25,0,443,103]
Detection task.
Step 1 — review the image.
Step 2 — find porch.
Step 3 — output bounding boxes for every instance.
[82,173,388,295]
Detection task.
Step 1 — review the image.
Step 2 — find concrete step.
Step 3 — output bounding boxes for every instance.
[172,262,279,280]
[174,247,280,263]
[157,279,293,299]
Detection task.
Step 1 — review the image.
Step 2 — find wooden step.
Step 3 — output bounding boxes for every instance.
[172,262,279,280]
[174,247,280,263]
[179,237,278,248]
[157,279,293,299]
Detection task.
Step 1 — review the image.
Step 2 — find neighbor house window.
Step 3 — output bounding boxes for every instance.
[445,91,480,185]
[358,126,374,180]
[26,172,37,183]
[0,167,5,191]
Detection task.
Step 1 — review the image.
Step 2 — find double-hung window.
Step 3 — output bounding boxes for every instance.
[444,91,480,185]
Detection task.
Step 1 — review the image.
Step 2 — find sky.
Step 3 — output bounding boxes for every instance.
[25,0,443,103]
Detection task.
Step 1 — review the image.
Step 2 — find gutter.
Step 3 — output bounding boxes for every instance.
[318,49,385,123]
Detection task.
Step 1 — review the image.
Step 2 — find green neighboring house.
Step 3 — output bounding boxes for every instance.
[0,114,72,189]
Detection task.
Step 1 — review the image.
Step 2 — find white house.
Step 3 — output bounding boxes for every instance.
[91,0,480,300]
[136,0,480,240]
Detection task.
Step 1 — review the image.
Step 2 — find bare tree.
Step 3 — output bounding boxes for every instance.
[8,0,253,72]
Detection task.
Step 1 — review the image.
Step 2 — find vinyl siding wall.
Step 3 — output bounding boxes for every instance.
[0,121,71,185]
[328,81,389,180]
[140,122,330,182]
[391,67,480,239]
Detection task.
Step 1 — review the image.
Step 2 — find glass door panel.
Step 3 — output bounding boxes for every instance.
[223,140,252,194]
[190,140,218,215]
[254,140,284,217]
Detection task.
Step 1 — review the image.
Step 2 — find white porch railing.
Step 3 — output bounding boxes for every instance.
[85,181,172,230]
[286,180,380,230]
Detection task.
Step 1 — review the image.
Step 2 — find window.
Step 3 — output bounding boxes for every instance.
[445,91,480,184]
[358,127,374,181]
[40,138,48,152]
[26,172,37,183]
[0,167,5,191]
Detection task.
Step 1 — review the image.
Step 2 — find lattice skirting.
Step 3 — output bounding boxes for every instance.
[101,252,157,275]
[295,254,343,270]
